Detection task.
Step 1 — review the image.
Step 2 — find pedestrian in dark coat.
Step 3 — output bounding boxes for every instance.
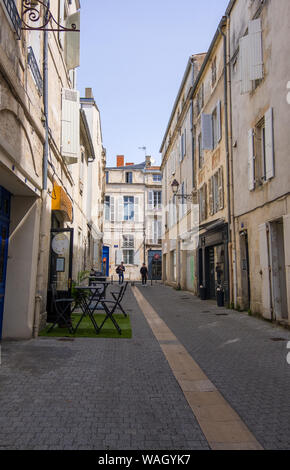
[140,263,148,285]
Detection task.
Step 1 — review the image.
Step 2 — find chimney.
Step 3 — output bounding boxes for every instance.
[116,155,125,167]
[85,88,94,99]
[145,155,151,168]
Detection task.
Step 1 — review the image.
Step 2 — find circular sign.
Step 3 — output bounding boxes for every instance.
[154,254,160,260]
[51,233,69,255]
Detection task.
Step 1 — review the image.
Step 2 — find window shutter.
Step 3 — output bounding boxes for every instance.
[209,177,214,216]
[239,35,252,94]
[110,196,115,222]
[201,114,213,150]
[264,108,275,180]
[249,18,263,81]
[218,167,224,210]
[118,197,123,222]
[217,100,222,142]
[61,88,80,164]
[248,129,255,191]
[134,197,139,222]
[65,11,80,71]
[172,151,176,174]
[148,190,153,210]
[258,224,272,319]
[184,129,186,157]
[115,249,122,265]
[134,250,140,266]
[180,134,183,162]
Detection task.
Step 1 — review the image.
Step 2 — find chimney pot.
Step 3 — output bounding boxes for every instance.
[116,155,125,167]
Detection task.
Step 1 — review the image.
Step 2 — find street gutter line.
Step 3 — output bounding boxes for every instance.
[131,286,263,451]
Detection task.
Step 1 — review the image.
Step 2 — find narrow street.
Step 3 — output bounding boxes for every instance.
[1,284,290,450]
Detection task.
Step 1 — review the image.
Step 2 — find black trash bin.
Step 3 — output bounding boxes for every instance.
[200,286,207,300]
[216,288,224,307]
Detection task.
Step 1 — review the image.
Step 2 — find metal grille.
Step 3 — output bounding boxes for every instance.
[27,46,43,95]
[3,0,22,39]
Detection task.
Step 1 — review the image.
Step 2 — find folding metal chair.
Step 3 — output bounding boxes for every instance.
[47,284,74,334]
[110,281,129,317]
[97,284,128,335]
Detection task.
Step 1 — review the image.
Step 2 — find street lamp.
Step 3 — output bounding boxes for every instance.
[171,179,194,202]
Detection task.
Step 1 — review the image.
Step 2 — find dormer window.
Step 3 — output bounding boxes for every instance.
[126,172,133,184]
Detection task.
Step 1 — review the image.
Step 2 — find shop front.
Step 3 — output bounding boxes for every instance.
[198,220,229,303]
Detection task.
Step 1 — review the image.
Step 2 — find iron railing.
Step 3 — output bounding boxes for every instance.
[27,46,43,95]
[3,0,22,39]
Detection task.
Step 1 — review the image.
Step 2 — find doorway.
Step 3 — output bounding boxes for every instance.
[0,186,11,338]
[240,231,251,310]
[269,220,288,320]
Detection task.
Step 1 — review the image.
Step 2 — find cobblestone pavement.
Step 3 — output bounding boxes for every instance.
[0,285,209,450]
[139,283,290,450]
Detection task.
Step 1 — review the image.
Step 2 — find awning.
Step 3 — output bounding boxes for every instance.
[51,184,73,222]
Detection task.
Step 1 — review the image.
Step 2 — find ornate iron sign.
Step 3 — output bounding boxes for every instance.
[21,0,80,32]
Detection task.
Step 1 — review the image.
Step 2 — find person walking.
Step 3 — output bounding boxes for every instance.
[140,263,148,286]
[116,261,125,284]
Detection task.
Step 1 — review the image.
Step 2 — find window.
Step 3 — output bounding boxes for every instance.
[209,168,224,215]
[212,57,217,87]
[201,101,221,151]
[124,196,134,221]
[180,129,186,161]
[149,191,162,210]
[197,84,204,115]
[123,249,134,265]
[212,108,218,149]
[248,108,274,190]
[122,234,134,248]
[153,174,162,182]
[105,171,109,184]
[151,219,162,244]
[198,133,204,168]
[126,172,133,184]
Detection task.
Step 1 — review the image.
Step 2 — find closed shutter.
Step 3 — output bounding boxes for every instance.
[249,18,263,81]
[61,88,80,164]
[209,177,214,216]
[134,197,139,222]
[259,224,272,320]
[184,129,186,157]
[218,167,224,210]
[248,129,255,191]
[134,250,140,266]
[65,11,80,71]
[201,114,213,150]
[148,190,153,210]
[180,134,183,162]
[239,35,252,94]
[115,250,122,265]
[117,197,123,222]
[264,108,275,180]
[110,196,115,222]
[217,100,222,142]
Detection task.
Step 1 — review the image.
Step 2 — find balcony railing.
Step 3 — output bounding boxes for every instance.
[3,0,22,39]
[27,46,43,95]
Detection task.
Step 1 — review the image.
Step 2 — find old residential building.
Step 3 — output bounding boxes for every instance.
[0,1,105,338]
[103,156,162,281]
[227,0,290,323]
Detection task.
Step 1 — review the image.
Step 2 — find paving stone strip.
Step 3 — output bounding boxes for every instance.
[132,286,263,450]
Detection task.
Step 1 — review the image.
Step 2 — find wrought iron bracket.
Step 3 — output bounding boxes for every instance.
[21,0,80,32]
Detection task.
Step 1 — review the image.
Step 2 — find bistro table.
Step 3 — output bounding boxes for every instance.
[73,282,110,334]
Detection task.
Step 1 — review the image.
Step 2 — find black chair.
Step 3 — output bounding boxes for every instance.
[97,283,129,335]
[110,281,129,317]
[47,284,74,334]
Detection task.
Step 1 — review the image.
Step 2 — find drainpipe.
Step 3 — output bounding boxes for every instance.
[33,1,50,337]
[219,20,231,305]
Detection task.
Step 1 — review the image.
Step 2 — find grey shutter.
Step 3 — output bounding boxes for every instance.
[239,35,252,94]
[65,11,80,70]
[201,114,213,150]
[209,177,214,216]
[61,88,80,164]
[134,196,139,222]
[115,250,122,265]
[110,196,115,222]
[217,100,222,142]
[259,224,272,320]
[179,134,183,161]
[248,129,255,191]
[134,250,140,266]
[218,167,224,210]
[249,18,263,81]
[148,190,153,210]
[264,108,275,180]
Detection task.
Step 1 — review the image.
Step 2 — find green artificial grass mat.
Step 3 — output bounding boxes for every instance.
[39,313,132,339]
